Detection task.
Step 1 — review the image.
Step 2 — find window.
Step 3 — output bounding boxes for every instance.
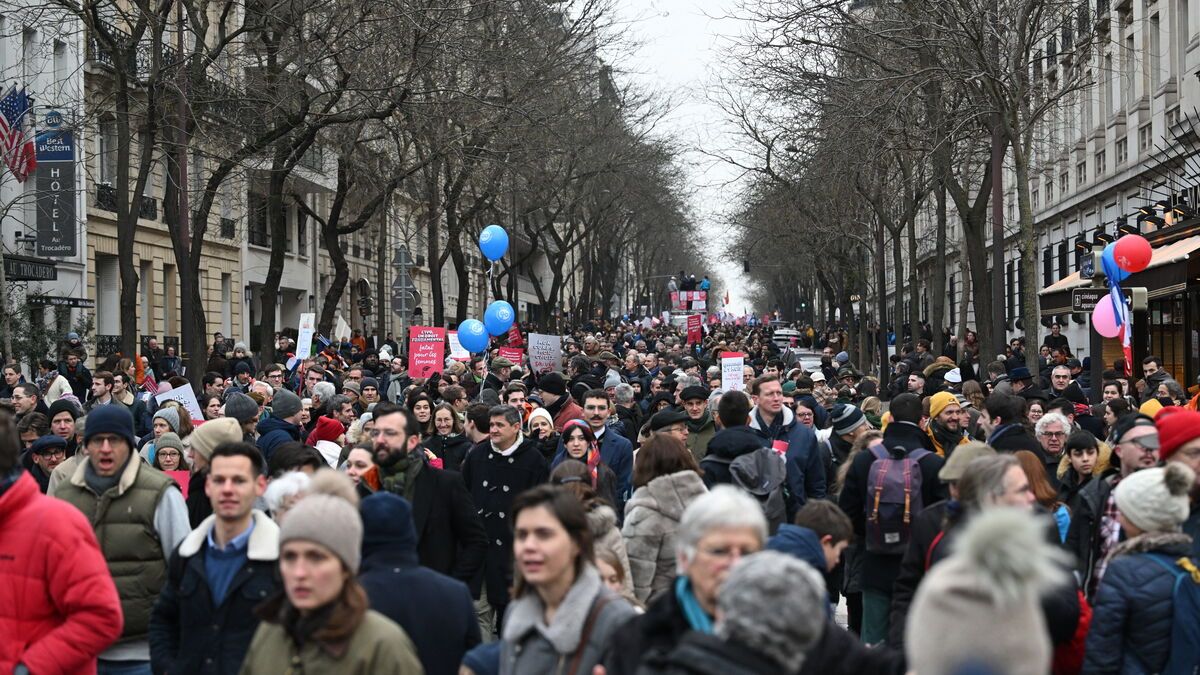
[1116,137,1128,164]
[1095,150,1106,176]
[1033,188,1040,209]
[221,274,233,336]
[1077,161,1087,186]
[1043,247,1054,285]
[1150,13,1162,89]
[1061,170,1070,195]
[1139,123,1153,151]
[98,118,118,184]
[296,207,307,256]
[1057,241,1069,280]
[96,254,119,335]
[1047,177,1055,202]
[162,264,176,336]
[1166,107,1180,130]
[248,193,268,247]
[1102,54,1114,118]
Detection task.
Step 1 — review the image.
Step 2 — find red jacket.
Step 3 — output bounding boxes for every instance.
[0,472,123,674]
[552,398,585,432]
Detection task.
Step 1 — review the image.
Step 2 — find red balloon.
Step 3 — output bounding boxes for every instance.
[1113,234,1152,273]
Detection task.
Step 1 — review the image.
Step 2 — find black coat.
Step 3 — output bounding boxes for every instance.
[837,421,946,593]
[360,550,481,675]
[635,631,787,675]
[149,514,280,675]
[988,423,1041,454]
[424,433,473,472]
[1065,470,1119,599]
[699,426,765,488]
[602,584,694,675]
[410,461,489,590]
[460,438,549,605]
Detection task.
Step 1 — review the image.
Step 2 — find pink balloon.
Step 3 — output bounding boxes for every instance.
[1092,299,1120,338]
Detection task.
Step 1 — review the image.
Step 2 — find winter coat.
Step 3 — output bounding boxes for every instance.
[987,423,1042,454]
[501,565,635,675]
[461,438,549,605]
[238,609,422,675]
[1083,532,1195,674]
[588,504,636,601]
[684,412,716,461]
[548,396,586,432]
[635,630,787,675]
[748,405,825,519]
[359,494,481,675]
[1065,470,1119,599]
[0,471,123,674]
[602,575,694,675]
[149,511,281,675]
[700,426,766,489]
[837,420,946,593]
[616,405,643,449]
[623,470,708,603]
[423,433,472,472]
[551,445,622,517]
[1186,503,1200,556]
[254,416,302,462]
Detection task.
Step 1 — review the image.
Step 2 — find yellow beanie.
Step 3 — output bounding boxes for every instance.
[1139,398,1165,418]
[929,391,960,420]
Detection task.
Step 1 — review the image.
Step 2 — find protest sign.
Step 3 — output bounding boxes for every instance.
[165,471,191,498]
[721,352,746,392]
[528,333,562,373]
[408,327,446,378]
[296,313,316,360]
[507,324,524,347]
[497,347,524,365]
[155,386,204,422]
[686,314,703,344]
[447,331,470,361]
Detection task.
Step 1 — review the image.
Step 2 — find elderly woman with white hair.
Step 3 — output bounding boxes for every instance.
[602,485,768,674]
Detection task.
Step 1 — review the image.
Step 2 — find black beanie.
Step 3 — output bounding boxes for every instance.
[47,398,80,421]
[539,372,567,396]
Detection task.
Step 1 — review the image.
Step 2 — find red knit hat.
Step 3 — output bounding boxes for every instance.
[307,415,345,447]
[1155,407,1200,461]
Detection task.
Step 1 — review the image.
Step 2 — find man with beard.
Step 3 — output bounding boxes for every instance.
[680,385,716,461]
[925,392,969,459]
[461,405,548,636]
[370,403,486,589]
[482,357,512,395]
[384,356,410,404]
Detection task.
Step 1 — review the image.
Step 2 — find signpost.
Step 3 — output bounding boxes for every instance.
[1072,287,1131,313]
[34,127,78,257]
[3,255,57,281]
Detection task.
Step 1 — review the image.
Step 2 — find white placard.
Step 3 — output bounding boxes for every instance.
[334,316,351,342]
[296,313,316,360]
[447,331,470,361]
[528,333,562,373]
[721,352,746,392]
[155,385,204,422]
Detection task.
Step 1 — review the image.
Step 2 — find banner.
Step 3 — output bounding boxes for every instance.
[528,333,562,373]
[721,352,746,392]
[408,327,446,378]
[686,314,703,345]
[672,290,708,312]
[447,331,470,361]
[507,324,524,347]
[155,386,204,422]
[295,313,316,360]
[497,346,524,365]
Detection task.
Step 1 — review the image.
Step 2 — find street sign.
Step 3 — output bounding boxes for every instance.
[392,246,414,267]
[4,255,58,281]
[392,290,415,317]
[1072,287,1130,312]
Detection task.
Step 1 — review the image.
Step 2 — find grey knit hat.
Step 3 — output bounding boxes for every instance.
[280,471,362,571]
[1115,463,1196,533]
[831,404,867,436]
[223,392,260,424]
[271,389,303,420]
[153,407,181,434]
[155,432,184,455]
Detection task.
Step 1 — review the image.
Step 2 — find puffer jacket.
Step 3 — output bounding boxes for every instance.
[622,470,708,603]
[0,470,124,674]
[254,416,302,461]
[588,504,635,601]
[1083,531,1195,674]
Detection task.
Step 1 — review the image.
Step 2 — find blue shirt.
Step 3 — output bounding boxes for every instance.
[204,519,254,607]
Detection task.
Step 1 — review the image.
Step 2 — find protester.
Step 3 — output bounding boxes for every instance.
[1156,406,1200,553]
[747,375,824,518]
[150,442,278,674]
[239,471,423,672]
[0,411,123,674]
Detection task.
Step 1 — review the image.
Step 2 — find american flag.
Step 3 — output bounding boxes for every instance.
[0,86,36,183]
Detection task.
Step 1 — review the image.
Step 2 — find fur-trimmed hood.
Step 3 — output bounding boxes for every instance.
[1108,530,1193,561]
[587,504,619,540]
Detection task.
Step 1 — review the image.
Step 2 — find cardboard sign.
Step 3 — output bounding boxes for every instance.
[497,347,524,365]
[528,333,562,373]
[155,386,204,422]
[408,327,446,378]
[296,313,316,360]
[686,314,703,345]
[721,352,746,392]
[447,331,470,361]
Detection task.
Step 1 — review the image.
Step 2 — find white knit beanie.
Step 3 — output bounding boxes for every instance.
[1114,463,1196,534]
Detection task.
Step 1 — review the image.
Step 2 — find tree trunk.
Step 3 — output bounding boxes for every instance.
[256,160,289,367]
[931,182,948,355]
[875,219,890,391]
[906,215,921,348]
[1013,135,1041,350]
[891,227,904,348]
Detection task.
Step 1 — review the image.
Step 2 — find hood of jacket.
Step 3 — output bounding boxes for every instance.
[626,470,708,522]
[748,405,794,435]
[1109,530,1193,560]
[256,414,300,438]
[706,426,766,461]
[881,420,934,455]
[766,524,827,572]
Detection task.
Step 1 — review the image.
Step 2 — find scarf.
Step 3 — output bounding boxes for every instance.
[685,410,711,433]
[379,451,422,501]
[928,420,965,457]
[84,455,129,496]
[674,575,713,634]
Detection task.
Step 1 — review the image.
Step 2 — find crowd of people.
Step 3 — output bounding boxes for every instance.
[2,319,1199,675]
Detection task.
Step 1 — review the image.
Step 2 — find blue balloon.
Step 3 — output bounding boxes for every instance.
[1102,242,1131,283]
[479,224,509,262]
[458,319,489,353]
[484,300,516,336]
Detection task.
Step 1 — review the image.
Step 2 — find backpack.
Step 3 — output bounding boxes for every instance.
[705,447,787,534]
[865,441,931,555]
[1138,554,1200,675]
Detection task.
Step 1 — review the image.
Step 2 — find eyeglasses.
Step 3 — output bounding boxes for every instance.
[157,451,181,458]
[697,544,756,561]
[35,448,66,458]
[1038,431,1066,438]
[368,428,403,439]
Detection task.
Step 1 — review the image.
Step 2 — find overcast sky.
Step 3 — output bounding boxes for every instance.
[607,0,754,312]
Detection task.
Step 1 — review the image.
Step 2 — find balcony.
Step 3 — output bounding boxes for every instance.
[94,183,158,219]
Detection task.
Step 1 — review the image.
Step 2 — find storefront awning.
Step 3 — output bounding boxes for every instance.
[1038,234,1200,315]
